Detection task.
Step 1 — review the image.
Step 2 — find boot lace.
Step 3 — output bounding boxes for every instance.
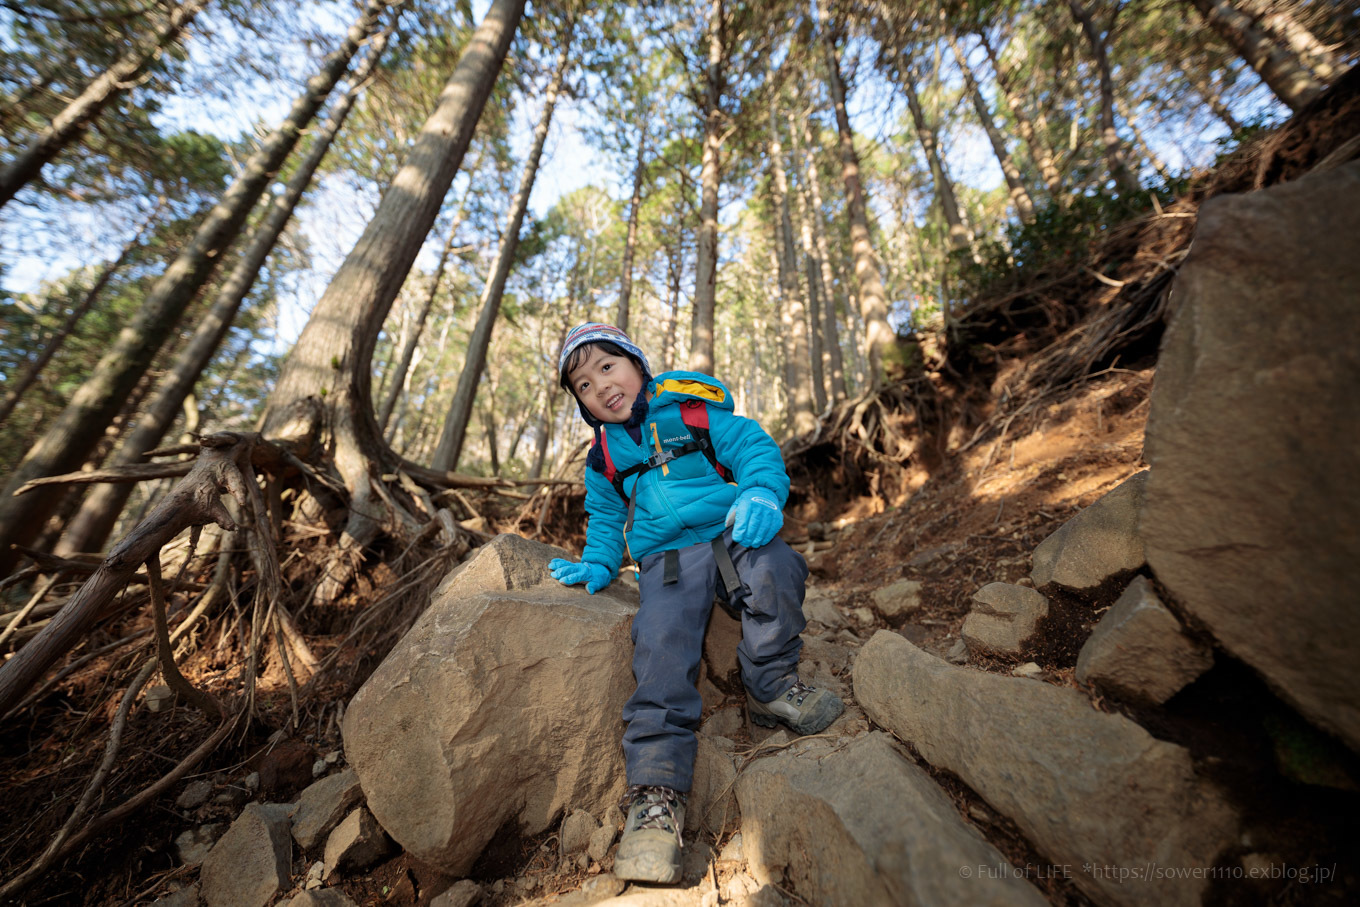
[621,785,684,834]
[783,678,816,707]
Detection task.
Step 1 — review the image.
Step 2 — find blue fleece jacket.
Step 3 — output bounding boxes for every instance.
[580,371,789,577]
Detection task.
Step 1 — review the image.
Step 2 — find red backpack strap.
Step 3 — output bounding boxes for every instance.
[679,400,732,481]
[599,430,616,484]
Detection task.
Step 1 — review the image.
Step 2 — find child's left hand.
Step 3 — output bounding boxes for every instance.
[549,558,613,594]
[727,487,783,548]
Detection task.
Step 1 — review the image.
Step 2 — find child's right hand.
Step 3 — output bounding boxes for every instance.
[549,558,613,594]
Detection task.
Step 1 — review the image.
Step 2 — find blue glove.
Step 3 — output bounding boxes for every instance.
[549,558,613,594]
[726,487,783,549]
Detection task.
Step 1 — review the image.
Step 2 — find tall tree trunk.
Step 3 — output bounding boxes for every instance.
[56,30,393,558]
[769,108,817,434]
[377,202,468,431]
[690,0,724,373]
[799,120,848,402]
[976,30,1064,200]
[1186,0,1325,111]
[258,0,523,604]
[430,31,571,472]
[0,0,387,579]
[902,72,973,254]
[822,19,892,389]
[665,229,683,373]
[615,112,650,333]
[1235,0,1344,83]
[0,0,211,210]
[1068,0,1142,194]
[0,199,163,427]
[789,134,828,411]
[947,35,1036,224]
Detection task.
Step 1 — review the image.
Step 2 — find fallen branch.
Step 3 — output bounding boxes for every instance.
[13,461,194,494]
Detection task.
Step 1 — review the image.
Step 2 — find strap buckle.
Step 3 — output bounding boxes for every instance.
[646,447,680,468]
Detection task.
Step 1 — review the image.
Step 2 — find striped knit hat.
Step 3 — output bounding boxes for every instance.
[558,322,652,388]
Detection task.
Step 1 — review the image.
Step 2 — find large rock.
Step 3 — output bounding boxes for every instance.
[737,733,1046,906]
[1076,576,1213,704]
[854,631,1238,907]
[199,802,293,907]
[1031,471,1148,591]
[341,534,637,872]
[689,734,738,834]
[961,583,1049,659]
[1142,162,1360,752]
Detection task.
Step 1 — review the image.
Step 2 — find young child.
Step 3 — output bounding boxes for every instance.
[549,323,844,884]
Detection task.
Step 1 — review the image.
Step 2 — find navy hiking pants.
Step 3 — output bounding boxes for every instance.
[622,528,809,791]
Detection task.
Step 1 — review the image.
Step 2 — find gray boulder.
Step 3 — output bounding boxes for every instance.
[854,631,1239,907]
[199,802,293,907]
[737,733,1047,906]
[961,583,1049,659]
[341,534,636,873]
[1031,471,1148,591]
[560,808,599,856]
[1076,577,1213,704]
[1142,162,1360,752]
[291,767,363,851]
[286,891,359,907]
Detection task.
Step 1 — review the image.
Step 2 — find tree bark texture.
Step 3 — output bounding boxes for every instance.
[902,72,973,253]
[378,204,468,431]
[823,25,892,388]
[976,30,1064,200]
[0,200,162,428]
[1186,0,1325,111]
[258,0,523,602]
[0,0,388,579]
[615,114,651,333]
[947,35,1036,223]
[690,0,724,374]
[0,0,211,210]
[430,30,571,473]
[768,110,816,435]
[1235,0,1344,83]
[799,120,848,401]
[1068,0,1142,194]
[56,30,393,559]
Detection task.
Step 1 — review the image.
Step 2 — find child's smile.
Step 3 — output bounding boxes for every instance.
[568,347,647,423]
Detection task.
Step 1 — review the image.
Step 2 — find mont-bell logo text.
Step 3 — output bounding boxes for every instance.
[663,434,693,444]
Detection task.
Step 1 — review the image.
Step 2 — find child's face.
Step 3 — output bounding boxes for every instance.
[567,345,646,423]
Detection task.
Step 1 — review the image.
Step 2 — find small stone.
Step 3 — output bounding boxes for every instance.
[292,767,363,852]
[961,583,1049,659]
[145,685,174,713]
[244,771,260,792]
[152,885,199,907]
[744,884,787,906]
[560,808,600,856]
[323,807,391,879]
[603,804,625,831]
[850,606,876,625]
[871,579,923,617]
[312,758,328,778]
[325,750,342,765]
[305,860,325,889]
[173,824,221,866]
[946,639,969,665]
[212,785,248,808]
[286,891,359,907]
[578,875,625,900]
[1031,471,1148,591]
[575,852,589,871]
[176,779,213,810]
[430,879,482,907]
[802,592,846,628]
[718,832,743,862]
[587,822,616,863]
[200,803,291,907]
[968,805,991,823]
[1012,662,1044,679]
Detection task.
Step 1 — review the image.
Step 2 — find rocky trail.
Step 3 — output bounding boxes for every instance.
[4,84,1360,907]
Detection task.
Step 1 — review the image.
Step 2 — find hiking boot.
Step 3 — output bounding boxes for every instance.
[748,678,845,735]
[612,785,685,884]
